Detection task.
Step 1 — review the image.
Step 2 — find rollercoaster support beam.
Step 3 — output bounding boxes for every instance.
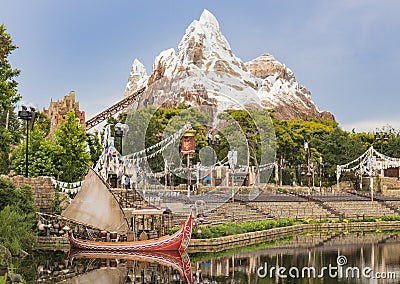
[85,87,145,131]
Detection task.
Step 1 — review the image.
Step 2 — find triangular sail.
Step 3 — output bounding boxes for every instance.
[61,168,129,234]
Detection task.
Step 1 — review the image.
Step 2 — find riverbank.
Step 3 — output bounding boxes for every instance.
[187,220,400,253]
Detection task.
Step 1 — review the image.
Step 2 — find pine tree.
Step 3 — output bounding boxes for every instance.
[53,112,91,182]
[0,25,21,174]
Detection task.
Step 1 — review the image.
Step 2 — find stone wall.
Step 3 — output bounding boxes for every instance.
[0,175,55,212]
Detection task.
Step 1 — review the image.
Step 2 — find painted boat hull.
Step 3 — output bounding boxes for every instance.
[68,213,192,252]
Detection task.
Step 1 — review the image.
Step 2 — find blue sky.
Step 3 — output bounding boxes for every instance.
[2,0,400,132]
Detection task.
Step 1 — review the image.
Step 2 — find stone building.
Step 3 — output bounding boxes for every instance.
[43,91,85,136]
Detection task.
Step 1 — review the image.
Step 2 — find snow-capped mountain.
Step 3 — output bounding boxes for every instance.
[245,53,334,120]
[123,9,334,121]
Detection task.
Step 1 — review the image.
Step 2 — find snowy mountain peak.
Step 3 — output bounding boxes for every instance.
[123,10,334,121]
[131,59,147,77]
[177,10,237,69]
[199,9,220,30]
[123,59,148,97]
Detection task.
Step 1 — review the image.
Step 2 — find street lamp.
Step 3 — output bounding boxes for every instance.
[114,123,129,191]
[207,132,220,187]
[375,130,389,153]
[18,105,37,177]
[114,123,129,154]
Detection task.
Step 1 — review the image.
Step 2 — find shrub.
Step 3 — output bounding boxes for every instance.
[0,206,36,255]
[0,178,36,255]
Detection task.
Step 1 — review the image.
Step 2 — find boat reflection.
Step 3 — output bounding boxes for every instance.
[50,250,193,283]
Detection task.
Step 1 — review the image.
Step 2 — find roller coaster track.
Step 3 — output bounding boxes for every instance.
[85,87,146,131]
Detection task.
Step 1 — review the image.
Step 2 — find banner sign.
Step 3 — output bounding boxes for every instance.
[181,136,195,154]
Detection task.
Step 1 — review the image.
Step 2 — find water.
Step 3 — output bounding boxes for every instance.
[14,232,400,283]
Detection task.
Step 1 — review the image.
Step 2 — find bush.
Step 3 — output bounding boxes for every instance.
[381,216,400,221]
[0,178,36,255]
[0,206,36,255]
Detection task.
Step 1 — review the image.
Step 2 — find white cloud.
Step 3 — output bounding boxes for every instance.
[342,118,400,133]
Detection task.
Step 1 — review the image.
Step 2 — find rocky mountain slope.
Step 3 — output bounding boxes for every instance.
[123,9,334,121]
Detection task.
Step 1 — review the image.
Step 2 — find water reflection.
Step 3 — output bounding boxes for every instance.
[34,232,400,283]
[192,232,400,283]
[36,250,192,283]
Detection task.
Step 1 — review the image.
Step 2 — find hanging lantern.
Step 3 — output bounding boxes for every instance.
[100,230,107,238]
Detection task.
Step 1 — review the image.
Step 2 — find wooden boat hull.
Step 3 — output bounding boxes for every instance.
[68,213,192,252]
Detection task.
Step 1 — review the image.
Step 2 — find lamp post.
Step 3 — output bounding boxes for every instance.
[114,123,129,194]
[18,105,37,177]
[372,130,388,201]
[319,156,323,192]
[182,129,196,197]
[228,150,238,201]
[207,132,220,187]
[114,122,129,154]
[304,141,311,199]
[375,131,389,153]
[368,147,375,202]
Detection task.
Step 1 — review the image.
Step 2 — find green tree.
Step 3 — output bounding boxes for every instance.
[11,126,61,177]
[0,24,21,113]
[53,112,90,182]
[0,127,12,174]
[87,133,102,166]
[271,118,338,185]
[0,206,36,255]
[124,105,207,154]
[312,127,368,185]
[0,178,36,255]
[0,25,21,174]
[34,111,51,137]
[123,105,210,185]
[219,109,276,172]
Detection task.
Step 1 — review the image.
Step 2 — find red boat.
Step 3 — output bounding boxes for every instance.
[68,213,192,252]
[61,169,193,252]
